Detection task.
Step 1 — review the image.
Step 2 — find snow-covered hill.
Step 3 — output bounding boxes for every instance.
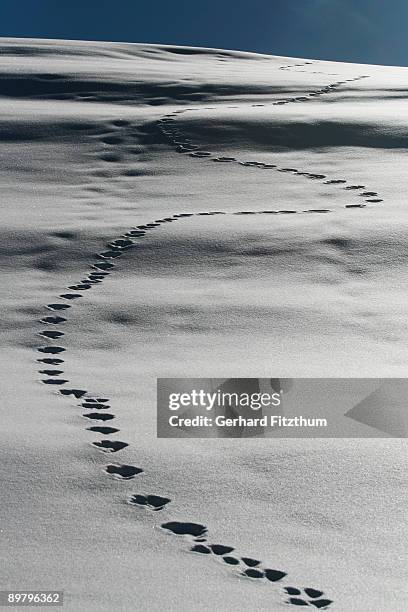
[1,38,407,611]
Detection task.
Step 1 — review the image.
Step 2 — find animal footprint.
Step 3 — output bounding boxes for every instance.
[129,494,170,511]
[38,346,65,354]
[37,358,64,365]
[68,283,91,290]
[213,157,236,162]
[305,209,330,213]
[125,230,146,237]
[210,544,234,555]
[106,464,143,479]
[264,568,287,582]
[190,151,212,157]
[59,293,82,300]
[46,303,71,311]
[109,238,133,249]
[161,521,207,538]
[60,388,87,398]
[223,556,240,565]
[41,316,66,324]
[39,330,64,339]
[92,440,128,452]
[83,412,115,421]
[285,587,333,608]
[82,401,110,409]
[93,262,114,271]
[98,250,122,259]
[39,369,63,376]
[191,544,211,554]
[242,557,260,567]
[87,426,119,434]
[42,378,68,385]
[243,568,263,578]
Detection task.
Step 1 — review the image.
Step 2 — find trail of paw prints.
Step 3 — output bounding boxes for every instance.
[94,109,383,213]
[36,204,378,410]
[158,113,383,211]
[35,114,344,608]
[154,66,381,211]
[34,210,223,551]
[272,68,368,105]
[160,521,332,609]
[279,61,370,80]
[129,494,171,511]
[35,180,159,492]
[36,196,383,444]
[284,587,333,609]
[37,232,164,509]
[279,62,316,71]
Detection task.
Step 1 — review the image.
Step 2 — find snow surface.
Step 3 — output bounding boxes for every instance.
[1,38,407,611]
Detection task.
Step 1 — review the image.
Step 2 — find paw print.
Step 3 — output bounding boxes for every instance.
[285,587,333,608]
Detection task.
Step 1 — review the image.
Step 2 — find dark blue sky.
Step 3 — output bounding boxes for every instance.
[0,0,405,66]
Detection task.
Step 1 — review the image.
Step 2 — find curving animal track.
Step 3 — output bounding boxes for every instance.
[35,61,380,609]
[156,64,381,212]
